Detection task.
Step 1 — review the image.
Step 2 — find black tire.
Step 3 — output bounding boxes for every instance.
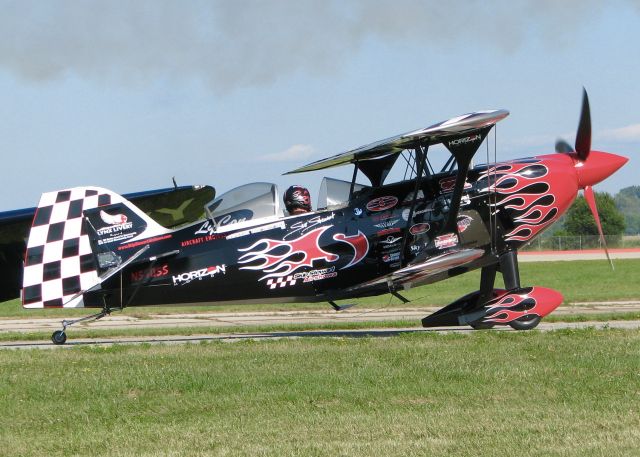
[470,321,496,330]
[51,330,67,345]
[509,315,541,331]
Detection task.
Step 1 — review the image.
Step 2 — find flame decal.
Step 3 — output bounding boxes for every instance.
[333,231,369,269]
[478,161,558,241]
[238,226,338,280]
[482,286,563,323]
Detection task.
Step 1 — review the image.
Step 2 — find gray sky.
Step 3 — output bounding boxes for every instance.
[1,0,638,210]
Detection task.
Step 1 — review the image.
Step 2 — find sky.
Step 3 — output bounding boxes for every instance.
[1,0,638,211]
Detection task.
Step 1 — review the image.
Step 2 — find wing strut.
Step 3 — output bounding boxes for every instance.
[399,145,428,266]
[441,127,492,234]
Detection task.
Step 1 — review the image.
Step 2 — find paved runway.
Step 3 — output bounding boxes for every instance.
[1,301,639,333]
[1,319,639,350]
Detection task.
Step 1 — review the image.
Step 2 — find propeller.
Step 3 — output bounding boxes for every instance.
[554,88,591,158]
[574,88,591,161]
[556,88,614,269]
[583,185,614,270]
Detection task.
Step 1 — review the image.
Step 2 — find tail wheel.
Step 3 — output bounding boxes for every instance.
[509,315,541,331]
[51,330,67,345]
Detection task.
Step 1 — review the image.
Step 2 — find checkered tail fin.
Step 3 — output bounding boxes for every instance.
[22,187,169,309]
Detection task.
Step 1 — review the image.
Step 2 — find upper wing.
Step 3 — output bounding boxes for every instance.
[285,110,509,174]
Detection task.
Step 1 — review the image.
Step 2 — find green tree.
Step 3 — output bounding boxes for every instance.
[614,186,640,235]
[564,192,626,236]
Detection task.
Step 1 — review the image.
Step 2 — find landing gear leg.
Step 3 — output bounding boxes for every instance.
[51,306,113,345]
[499,250,541,330]
[469,264,498,330]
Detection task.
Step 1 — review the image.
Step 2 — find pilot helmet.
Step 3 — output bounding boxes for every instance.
[284,185,311,213]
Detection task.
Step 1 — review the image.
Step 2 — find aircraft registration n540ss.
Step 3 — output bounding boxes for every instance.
[0,90,628,344]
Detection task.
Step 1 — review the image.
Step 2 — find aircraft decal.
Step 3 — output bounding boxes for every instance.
[172,265,226,286]
[366,196,398,212]
[439,176,472,192]
[482,287,563,324]
[410,223,430,235]
[100,210,128,226]
[238,226,338,280]
[333,231,369,269]
[457,215,473,233]
[480,162,558,241]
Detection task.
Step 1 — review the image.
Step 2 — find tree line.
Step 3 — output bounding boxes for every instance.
[552,185,640,237]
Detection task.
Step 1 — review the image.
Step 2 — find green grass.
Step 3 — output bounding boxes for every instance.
[2,259,639,319]
[1,329,639,456]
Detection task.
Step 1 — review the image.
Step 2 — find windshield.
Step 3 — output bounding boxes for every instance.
[205,182,279,229]
[317,177,368,209]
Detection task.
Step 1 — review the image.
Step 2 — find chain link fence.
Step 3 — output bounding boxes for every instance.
[521,235,640,251]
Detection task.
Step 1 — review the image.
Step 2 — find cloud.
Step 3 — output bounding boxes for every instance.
[259,144,315,162]
[0,0,625,93]
[598,124,640,142]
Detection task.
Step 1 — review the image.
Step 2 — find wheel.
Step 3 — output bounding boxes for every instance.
[470,321,496,330]
[51,330,67,345]
[508,315,541,331]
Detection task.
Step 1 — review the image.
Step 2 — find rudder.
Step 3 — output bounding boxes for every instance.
[22,187,169,308]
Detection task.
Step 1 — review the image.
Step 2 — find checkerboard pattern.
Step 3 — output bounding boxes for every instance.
[266,276,297,289]
[22,187,120,309]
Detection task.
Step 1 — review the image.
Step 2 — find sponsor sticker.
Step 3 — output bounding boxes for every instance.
[294,266,337,283]
[181,234,225,248]
[95,210,136,246]
[117,234,172,251]
[379,235,402,245]
[410,243,424,254]
[401,206,432,221]
[226,221,286,240]
[376,227,401,237]
[366,196,398,212]
[448,134,482,147]
[409,223,430,235]
[457,215,473,233]
[373,218,399,229]
[439,176,472,192]
[382,252,401,263]
[172,265,226,286]
[435,233,459,249]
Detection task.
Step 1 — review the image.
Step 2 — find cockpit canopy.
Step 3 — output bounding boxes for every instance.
[205,182,280,229]
[204,178,372,231]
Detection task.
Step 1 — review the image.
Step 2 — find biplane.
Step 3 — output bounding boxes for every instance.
[0,90,628,344]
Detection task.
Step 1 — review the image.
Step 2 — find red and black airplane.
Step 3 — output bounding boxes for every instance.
[0,90,628,344]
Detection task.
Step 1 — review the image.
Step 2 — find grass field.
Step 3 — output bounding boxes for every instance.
[1,259,639,319]
[1,328,639,456]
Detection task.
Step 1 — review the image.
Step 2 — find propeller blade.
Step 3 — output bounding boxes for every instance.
[555,139,575,153]
[574,88,592,161]
[584,185,614,270]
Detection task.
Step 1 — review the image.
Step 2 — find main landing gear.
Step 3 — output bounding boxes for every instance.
[50,306,113,345]
[421,250,563,330]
